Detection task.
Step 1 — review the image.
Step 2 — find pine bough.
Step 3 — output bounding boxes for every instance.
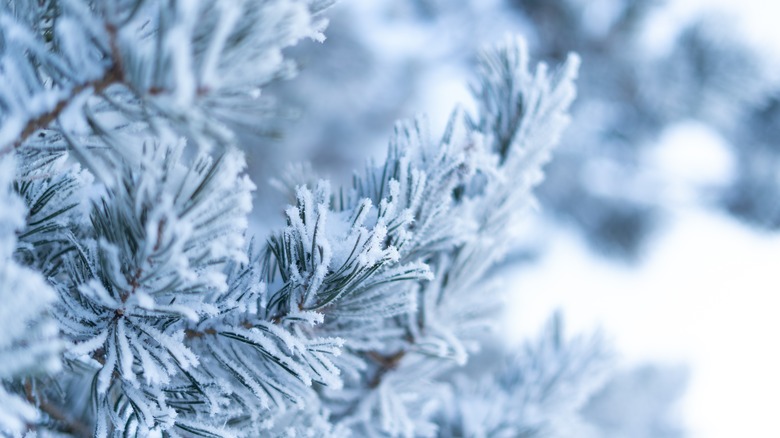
[0,1,612,436]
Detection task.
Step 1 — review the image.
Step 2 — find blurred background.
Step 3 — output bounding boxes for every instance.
[245,0,780,436]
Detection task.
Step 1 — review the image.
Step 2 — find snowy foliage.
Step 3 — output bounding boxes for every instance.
[265,0,780,259]
[0,1,680,437]
[435,314,612,437]
[583,364,688,438]
[0,155,62,435]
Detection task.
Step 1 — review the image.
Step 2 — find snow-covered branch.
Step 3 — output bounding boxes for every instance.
[0,2,639,437]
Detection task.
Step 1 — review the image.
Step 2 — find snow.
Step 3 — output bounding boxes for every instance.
[200,2,241,89]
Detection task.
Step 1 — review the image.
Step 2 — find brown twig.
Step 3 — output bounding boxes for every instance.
[184,321,253,340]
[11,65,122,150]
[367,350,406,388]
[185,327,217,339]
[2,22,127,156]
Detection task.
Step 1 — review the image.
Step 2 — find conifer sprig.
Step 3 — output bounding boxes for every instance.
[0,2,625,437]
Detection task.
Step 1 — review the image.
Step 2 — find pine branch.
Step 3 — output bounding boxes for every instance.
[7,62,122,155]
[0,3,621,437]
[434,314,612,436]
[305,37,581,434]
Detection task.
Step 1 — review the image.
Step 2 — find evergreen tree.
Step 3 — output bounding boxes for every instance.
[0,1,683,437]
